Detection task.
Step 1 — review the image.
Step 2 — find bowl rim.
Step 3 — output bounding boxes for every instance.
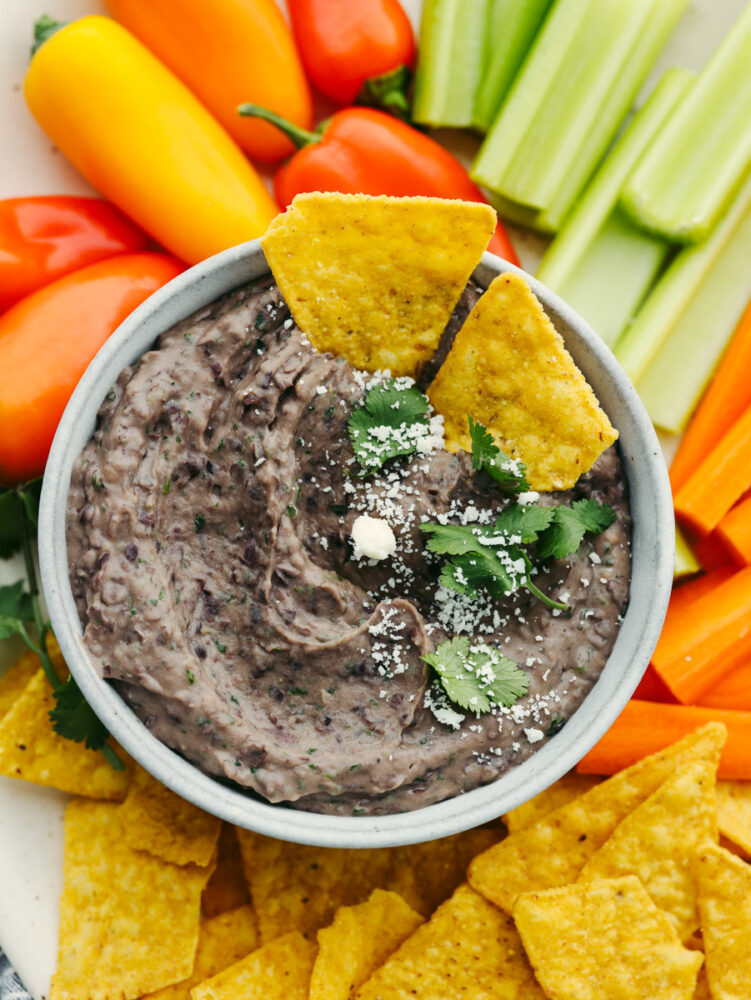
[39,239,674,848]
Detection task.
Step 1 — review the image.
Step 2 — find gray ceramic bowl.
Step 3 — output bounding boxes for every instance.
[39,240,674,848]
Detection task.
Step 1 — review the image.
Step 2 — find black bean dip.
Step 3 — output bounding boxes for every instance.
[67,276,631,816]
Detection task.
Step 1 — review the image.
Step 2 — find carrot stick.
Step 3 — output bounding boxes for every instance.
[576,700,750,778]
[670,298,751,491]
[633,664,677,703]
[692,530,733,571]
[716,493,751,566]
[674,405,751,535]
[699,659,751,712]
[668,565,736,613]
[651,564,751,703]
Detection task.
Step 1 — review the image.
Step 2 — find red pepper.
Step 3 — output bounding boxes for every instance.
[0,196,148,312]
[287,0,415,108]
[0,252,183,486]
[238,105,519,265]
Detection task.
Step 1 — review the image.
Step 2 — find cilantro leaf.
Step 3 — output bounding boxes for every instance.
[423,636,529,713]
[421,521,562,608]
[536,499,616,560]
[492,504,556,543]
[0,479,42,559]
[49,675,110,751]
[348,380,432,473]
[469,417,529,493]
[0,581,35,641]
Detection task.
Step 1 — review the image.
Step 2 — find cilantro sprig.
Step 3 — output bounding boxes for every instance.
[0,479,123,769]
[469,417,530,493]
[423,636,529,713]
[348,380,434,474]
[420,499,615,611]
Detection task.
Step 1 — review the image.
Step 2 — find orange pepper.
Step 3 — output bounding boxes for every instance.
[0,253,183,486]
[106,0,312,163]
[25,17,277,264]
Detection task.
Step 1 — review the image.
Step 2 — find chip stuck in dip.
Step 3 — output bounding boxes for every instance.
[66,195,630,816]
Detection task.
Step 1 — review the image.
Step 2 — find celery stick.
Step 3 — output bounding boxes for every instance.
[616,169,751,391]
[622,3,751,243]
[499,0,653,211]
[538,68,691,290]
[537,0,691,232]
[535,69,692,345]
[675,526,699,580]
[487,192,550,233]
[472,0,554,133]
[412,0,490,128]
[471,0,595,194]
[546,209,668,348]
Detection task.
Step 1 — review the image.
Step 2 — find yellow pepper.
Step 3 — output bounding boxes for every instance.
[25,17,278,265]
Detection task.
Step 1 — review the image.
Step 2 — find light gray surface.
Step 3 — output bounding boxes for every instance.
[39,241,674,848]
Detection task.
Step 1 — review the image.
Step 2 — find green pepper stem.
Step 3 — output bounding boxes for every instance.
[237,104,321,150]
[32,15,64,56]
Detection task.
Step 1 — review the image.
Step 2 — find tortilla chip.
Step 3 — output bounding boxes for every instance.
[202,825,251,917]
[144,906,258,1000]
[236,830,422,943]
[310,889,423,1000]
[261,193,496,378]
[392,826,501,914]
[468,722,726,912]
[715,780,751,856]
[428,271,617,490]
[190,932,316,1000]
[355,883,546,1000]
[120,763,221,866]
[51,799,212,1000]
[0,668,129,799]
[693,968,712,1000]
[0,649,44,720]
[504,772,602,832]
[695,843,751,1000]
[578,759,719,940]
[513,876,703,1000]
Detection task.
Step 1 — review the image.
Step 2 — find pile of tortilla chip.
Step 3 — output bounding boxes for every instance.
[3,645,751,1000]
[262,192,617,490]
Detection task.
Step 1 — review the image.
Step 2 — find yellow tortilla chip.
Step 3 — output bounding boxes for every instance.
[51,799,213,1000]
[144,906,258,1000]
[428,271,617,490]
[190,932,316,1000]
[513,876,703,1000]
[0,649,44,720]
[236,830,423,943]
[694,843,751,1000]
[693,967,712,1000]
[504,772,602,832]
[468,722,726,912]
[392,826,501,914]
[202,824,251,918]
[0,668,129,799]
[120,763,221,866]
[715,780,751,856]
[578,759,719,940]
[310,889,423,1000]
[261,193,496,377]
[356,883,546,1000]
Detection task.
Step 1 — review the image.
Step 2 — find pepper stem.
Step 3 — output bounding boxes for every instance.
[357,65,413,120]
[32,15,64,56]
[237,104,321,150]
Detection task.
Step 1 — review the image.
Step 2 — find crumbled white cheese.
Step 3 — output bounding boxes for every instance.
[351,514,397,561]
[524,727,544,743]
